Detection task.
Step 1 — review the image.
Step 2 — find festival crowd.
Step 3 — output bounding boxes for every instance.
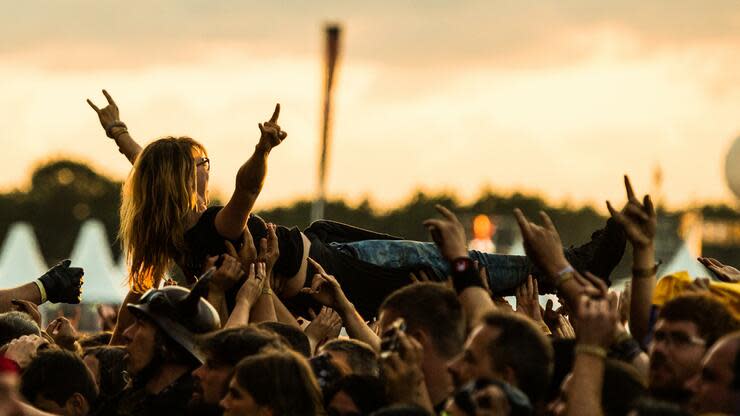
[0,92,738,416]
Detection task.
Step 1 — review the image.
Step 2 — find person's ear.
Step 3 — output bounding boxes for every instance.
[67,392,89,416]
[410,329,430,350]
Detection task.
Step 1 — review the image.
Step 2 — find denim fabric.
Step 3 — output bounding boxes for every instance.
[329,240,532,293]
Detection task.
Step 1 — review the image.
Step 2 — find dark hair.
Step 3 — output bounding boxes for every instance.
[324,375,387,415]
[0,311,40,346]
[379,282,464,358]
[602,359,647,416]
[482,311,554,405]
[200,326,284,366]
[257,321,312,357]
[321,338,379,377]
[629,397,692,416]
[235,349,323,416]
[369,403,433,416]
[82,346,127,399]
[21,350,98,408]
[658,294,740,347]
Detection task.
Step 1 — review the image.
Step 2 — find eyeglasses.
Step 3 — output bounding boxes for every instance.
[196,157,210,171]
[652,330,706,348]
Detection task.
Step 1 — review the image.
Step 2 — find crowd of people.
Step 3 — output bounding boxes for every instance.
[0,91,739,415]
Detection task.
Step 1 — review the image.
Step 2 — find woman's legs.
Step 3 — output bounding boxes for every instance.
[329,240,532,293]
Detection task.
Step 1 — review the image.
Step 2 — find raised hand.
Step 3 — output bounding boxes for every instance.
[225,226,258,273]
[423,204,468,261]
[300,258,352,313]
[235,262,267,307]
[259,224,280,276]
[515,275,543,323]
[257,104,288,152]
[206,254,245,292]
[513,209,570,280]
[87,89,127,138]
[575,291,619,348]
[304,306,343,354]
[46,316,78,351]
[37,260,84,304]
[381,331,433,410]
[606,175,656,249]
[698,257,740,283]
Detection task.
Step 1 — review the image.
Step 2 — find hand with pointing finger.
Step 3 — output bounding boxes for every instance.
[423,204,468,261]
[257,104,288,152]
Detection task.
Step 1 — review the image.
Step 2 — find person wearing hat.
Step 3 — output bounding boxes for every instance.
[98,274,220,416]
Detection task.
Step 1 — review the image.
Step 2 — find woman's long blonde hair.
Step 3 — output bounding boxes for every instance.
[119,136,207,293]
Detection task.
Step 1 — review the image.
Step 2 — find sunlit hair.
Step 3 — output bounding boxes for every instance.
[119,136,207,292]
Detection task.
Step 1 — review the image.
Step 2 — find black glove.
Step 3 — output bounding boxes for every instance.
[37,260,84,304]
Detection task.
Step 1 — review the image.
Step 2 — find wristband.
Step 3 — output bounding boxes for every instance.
[450,257,484,294]
[33,280,47,303]
[111,127,129,140]
[575,344,607,359]
[105,121,127,139]
[261,287,273,296]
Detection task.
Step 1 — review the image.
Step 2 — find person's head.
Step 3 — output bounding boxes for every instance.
[191,326,284,410]
[649,294,740,398]
[379,283,464,360]
[120,136,209,292]
[0,311,40,347]
[82,346,127,400]
[123,284,220,381]
[20,350,98,416]
[548,359,646,416]
[685,331,740,415]
[324,375,387,416]
[257,321,312,357]
[221,349,323,416]
[378,283,465,405]
[448,311,553,405]
[320,339,379,377]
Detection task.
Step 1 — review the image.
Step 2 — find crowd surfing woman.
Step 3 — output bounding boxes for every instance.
[88,90,625,333]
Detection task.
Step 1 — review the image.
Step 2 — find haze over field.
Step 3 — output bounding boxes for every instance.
[1,1,739,210]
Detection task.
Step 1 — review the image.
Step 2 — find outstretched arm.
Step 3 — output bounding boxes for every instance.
[607,175,657,347]
[215,104,287,240]
[87,89,142,164]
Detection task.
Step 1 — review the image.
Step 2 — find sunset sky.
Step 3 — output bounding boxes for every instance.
[1,1,739,212]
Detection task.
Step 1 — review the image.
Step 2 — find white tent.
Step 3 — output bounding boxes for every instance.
[69,219,128,304]
[660,241,712,279]
[508,234,525,256]
[0,222,48,288]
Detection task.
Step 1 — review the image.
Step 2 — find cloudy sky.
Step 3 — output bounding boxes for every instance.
[1,1,739,211]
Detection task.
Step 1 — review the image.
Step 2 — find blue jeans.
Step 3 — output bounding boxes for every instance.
[329,240,532,293]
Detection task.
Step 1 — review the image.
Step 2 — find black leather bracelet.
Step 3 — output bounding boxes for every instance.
[450,257,484,293]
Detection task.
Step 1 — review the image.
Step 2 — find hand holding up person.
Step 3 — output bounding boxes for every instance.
[423,204,468,261]
[257,104,288,152]
[206,254,245,293]
[301,258,353,313]
[515,275,545,325]
[513,209,570,281]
